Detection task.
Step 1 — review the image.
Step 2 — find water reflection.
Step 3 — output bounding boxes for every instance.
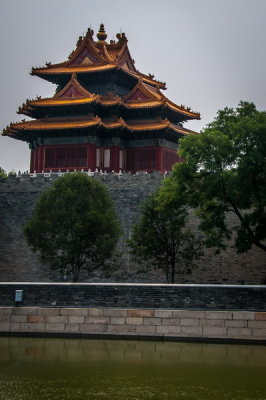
[0,337,265,399]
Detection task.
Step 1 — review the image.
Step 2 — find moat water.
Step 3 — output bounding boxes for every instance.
[0,337,265,400]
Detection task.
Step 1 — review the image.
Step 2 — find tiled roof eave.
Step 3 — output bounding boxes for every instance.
[32,64,165,89]
[22,99,198,118]
[3,119,194,136]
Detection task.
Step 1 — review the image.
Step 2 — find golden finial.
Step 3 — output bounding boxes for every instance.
[97,23,107,41]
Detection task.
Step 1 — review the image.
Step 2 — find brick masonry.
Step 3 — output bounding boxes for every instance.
[0,283,266,310]
[0,172,266,283]
[0,307,266,341]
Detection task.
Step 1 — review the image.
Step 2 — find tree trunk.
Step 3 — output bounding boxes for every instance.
[170,240,176,283]
[72,264,80,282]
[170,260,175,283]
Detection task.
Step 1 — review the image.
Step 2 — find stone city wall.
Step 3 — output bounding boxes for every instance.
[0,307,266,342]
[0,172,266,283]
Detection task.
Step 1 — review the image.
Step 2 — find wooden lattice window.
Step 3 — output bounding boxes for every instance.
[103,149,110,169]
[127,148,156,171]
[44,146,87,169]
[162,149,178,171]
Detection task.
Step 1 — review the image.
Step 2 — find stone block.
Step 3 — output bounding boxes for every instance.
[180,318,199,327]
[60,308,88,316]
[253,329,266,337]
[69,316,85,324]
[156,325,181,335]
[81,324,107,333]
[248,320,266,329]
[181,326,203,336]
[45,323,65,332]
[107,324,136,334]
[136,325,156,334]
[126,317,143,325]
[10,322,20,331]
[127,309,155,318]
[27,315,44,323]
[227,327,252,336]
[0,315,11,322]
[199,319,224,327]
[143,317,161,326]
[45,316,68,324]
[232,311,255,320]
[64,324,80,333]
[172,310,205,319]
[13,307,38,316]
[103,309,127,317]
[20,323,46,332]
[202,327,227,336]
[0,322,10,332]
[0,308,13,315]
[110,317,125,325]
[206,311,233,320]
[38,308,60,316]
[87,308,104,317]
[202,326,227,337]
[85,317,110,324]
[155,310,173,318]
[11,315,27,323]
[255,313,266,321]
[225,320,247,328]
[162,318,180,326]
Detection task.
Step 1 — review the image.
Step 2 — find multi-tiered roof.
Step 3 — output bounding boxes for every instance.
[3,24,200,172]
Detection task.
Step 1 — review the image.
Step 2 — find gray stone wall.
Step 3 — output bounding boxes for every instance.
[0,172,265,283]
[1,283,266,310]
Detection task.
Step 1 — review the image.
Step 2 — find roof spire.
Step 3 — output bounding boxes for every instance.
[97,23,107,41]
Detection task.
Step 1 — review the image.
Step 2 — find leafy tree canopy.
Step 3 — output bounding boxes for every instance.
[24,172,121,281]
[0,167,7,178]
[162,101,266,253]
[128,188,202,283]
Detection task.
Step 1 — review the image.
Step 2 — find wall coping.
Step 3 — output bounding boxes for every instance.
[1,282,266,288]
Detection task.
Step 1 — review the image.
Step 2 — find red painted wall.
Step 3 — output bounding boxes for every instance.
[30,144,179,173]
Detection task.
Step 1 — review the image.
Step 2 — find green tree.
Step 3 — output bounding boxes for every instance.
[24,172,121,281]
[128,189,202,283]
[165,101,266,253]
[0,167,7,178]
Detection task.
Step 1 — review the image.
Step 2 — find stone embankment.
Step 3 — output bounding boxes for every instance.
[1,307,266,342]
[0,283,265,342]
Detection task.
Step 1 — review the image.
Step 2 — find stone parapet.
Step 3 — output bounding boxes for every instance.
[0,307,266,342]
[1,283,266,310]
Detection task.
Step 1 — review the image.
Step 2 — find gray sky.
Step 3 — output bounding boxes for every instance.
[1,0,266,172]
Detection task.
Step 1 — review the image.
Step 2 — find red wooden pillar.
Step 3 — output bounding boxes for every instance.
[156,146,163,172]
[40,146,45,172]
[87,143,96,170]
[30,150,34,173]
[110,146,120,172]
[36,146,45,173]
[34,148,38,172]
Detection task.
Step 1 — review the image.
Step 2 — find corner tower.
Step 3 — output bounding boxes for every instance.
[3,24,200,173]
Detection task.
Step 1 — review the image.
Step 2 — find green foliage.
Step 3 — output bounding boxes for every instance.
[166,101,266,253]
[0,167,7,178]
[24,172,121,281]
[0,168,16,178]
[128,188,202,283]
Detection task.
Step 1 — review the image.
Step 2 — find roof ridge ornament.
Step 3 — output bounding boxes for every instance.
[97,23,107,42]
[86,28,94,39]
[116,32,127,43]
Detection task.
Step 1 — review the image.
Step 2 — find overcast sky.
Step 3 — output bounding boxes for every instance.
[1,0,265,172]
